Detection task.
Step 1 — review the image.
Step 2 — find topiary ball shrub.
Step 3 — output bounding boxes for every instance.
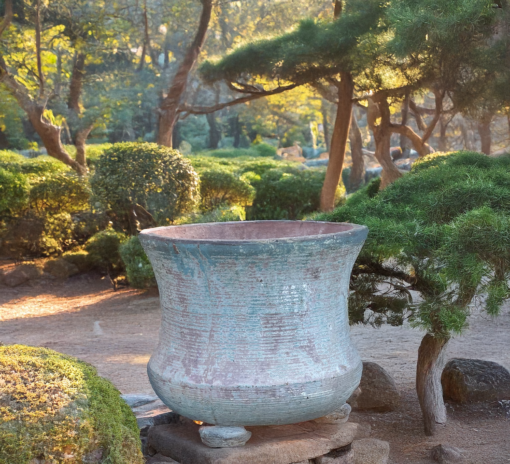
[119,236,155,289]
[250,167,345,220]
[90,143,200,232]
[85,229,127,273]
[199,169,255,211]
[0,345,143,464]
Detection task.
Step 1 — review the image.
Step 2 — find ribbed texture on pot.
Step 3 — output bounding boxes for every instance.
[140,221,367,426]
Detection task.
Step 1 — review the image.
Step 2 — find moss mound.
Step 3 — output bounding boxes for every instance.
[0,345,143,464]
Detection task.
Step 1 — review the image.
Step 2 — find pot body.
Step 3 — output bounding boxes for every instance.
[140,221,367,426]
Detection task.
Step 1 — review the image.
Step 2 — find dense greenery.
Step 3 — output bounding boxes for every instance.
[316,151,510,335]
[91,143,200,233]
[0,345,143,464]
[251,167,345,220]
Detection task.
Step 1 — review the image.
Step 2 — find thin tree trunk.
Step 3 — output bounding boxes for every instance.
[400,93,410,153]
[459,116,474,150]
[368,98,402,189]
[478,113,493,155]
[75,126,93,167]
[322,99,331,153]
[320,72,354,211]
[439,116,448,152]
[0,0,13,37]
[206,112,221,149]
[416,334,449,436]
[68,52,89,172]
[349,108,365,192]
[157,0,212,147]
[35,0,44,95]
[232,115,241,148]
[334,0,343,19]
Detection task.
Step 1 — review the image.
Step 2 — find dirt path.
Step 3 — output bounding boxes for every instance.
[1,270,509,463]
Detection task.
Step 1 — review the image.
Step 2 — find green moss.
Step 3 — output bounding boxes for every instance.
[0,345,143,464]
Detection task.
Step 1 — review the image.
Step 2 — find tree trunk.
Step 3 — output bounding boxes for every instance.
[75,126,93,167]
[348,108,365,192]
[368,98,402,189]
[157,0,212,147]
[206,112,221,149]
[416,333,449,436]
[478,113,493,155]
[322,99,331,153]
[439,116,448,152]
[35,0,44,95]
[320,72,354,212]
[232,115,241,148]
[67,52,89,172]
[400,94,410,153]
[28,106,87,174]
[459,117,474,150]
[68,53,86,113]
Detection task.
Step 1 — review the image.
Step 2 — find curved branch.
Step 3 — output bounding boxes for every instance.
[178,83,299,115]
[0,0,12,38]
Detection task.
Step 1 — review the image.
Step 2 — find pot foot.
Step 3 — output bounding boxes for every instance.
[199,426,252,448]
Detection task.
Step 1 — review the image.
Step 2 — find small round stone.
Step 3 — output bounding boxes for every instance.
[199,426,252,448]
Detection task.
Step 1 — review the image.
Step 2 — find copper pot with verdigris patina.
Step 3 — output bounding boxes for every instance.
[139,221,367,447]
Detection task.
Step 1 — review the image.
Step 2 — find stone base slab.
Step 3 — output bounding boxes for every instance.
[148,420,360,464]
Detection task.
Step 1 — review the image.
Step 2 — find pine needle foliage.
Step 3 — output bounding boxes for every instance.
[315,151,510,337]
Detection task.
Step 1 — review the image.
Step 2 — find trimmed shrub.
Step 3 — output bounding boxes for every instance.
[119,236,156,289]
[90,143,199,231]
[0,212,74,258]
[0,345,143,464]
[199,169,255,211]
[177,204,246,225]
[0,168,29,217]
[29,173,91,214]
[0,153,69,176]
[85,229,127,272]
[250,167,345,220]
[62,250,94,273]
[252,142,277,157]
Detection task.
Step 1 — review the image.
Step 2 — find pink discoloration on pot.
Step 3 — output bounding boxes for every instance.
[139,221,367,427]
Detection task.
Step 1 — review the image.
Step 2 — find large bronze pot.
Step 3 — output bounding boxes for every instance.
[140,221,367,433]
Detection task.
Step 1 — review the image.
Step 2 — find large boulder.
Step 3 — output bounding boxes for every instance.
[0,345,144,464]
[442,359,510,403]
[349,362,400,412]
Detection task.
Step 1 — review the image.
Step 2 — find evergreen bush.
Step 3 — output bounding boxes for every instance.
[0,168,29,218]
[90,143,200,232]
[199,169,255,211]
[119,236,155,289]
[85,229,127,273]
[251,167,345,220]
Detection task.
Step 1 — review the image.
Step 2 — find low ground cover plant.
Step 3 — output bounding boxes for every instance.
[0,345,143,464]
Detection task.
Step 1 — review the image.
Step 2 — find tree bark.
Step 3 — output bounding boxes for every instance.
[368,98,402,189]
[349,108,365,192]
[206,112,221,149]
[439,116,448,152]
[416,334,449,436]
[322,99,331,153]
[400,93,410,153]
[35,0,44,95]
[0,0,13,37]
[320,72,354,212]
[478,113,493,155]
[157,0,213,147]
[232,115,241,148]
[67,52,89,172]
[334,0,343,19]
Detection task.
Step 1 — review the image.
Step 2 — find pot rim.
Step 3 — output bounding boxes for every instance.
[139,220,368,245]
